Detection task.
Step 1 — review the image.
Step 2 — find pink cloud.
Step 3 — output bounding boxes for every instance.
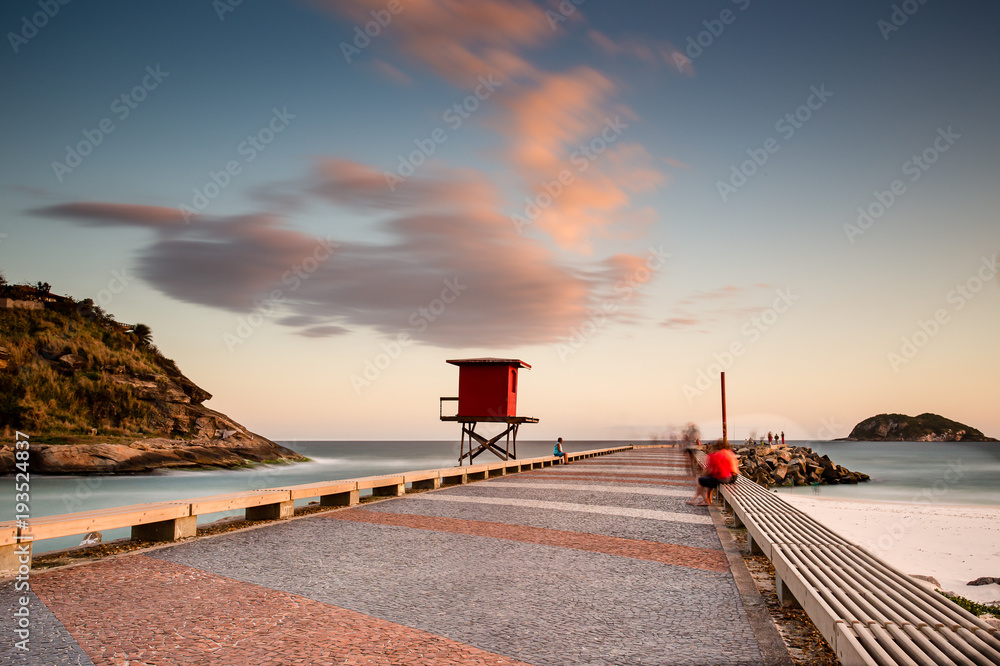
[33,161,655,347]
[661,317,702,329]
[309,158,496,212]
[314,0,551,86]
[313,1,675,254]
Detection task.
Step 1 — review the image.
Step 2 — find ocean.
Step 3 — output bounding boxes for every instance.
[6,440,999,554]
[771,440,1000,506]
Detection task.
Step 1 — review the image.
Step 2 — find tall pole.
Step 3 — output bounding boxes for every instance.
[721,371,728,444]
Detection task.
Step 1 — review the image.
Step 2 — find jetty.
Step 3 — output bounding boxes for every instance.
[3,445,996,664]
[2,446,788,665]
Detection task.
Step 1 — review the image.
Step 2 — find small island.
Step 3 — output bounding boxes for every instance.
[0,282,306,474]
[841,413,998,442]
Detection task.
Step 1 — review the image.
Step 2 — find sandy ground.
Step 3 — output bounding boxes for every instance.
[779,494,1000,605]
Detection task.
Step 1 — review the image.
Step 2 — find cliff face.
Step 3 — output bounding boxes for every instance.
[844,413,997,442]
[0,295,305,474]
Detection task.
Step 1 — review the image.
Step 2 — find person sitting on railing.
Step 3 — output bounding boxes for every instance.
[687,439,738,506]
[554,437,569,465]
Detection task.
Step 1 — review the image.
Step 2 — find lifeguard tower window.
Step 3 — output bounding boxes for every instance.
[511,368,517,393]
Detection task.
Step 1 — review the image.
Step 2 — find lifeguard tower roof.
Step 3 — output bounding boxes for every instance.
[444,358,533,421]
[446,358,531,368]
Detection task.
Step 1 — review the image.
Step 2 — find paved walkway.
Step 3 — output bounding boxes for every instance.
[2,449,778,665]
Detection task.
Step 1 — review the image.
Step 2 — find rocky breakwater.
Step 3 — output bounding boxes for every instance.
[734,443,870,488]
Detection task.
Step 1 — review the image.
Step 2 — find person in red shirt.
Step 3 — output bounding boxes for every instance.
[687,440,739,506]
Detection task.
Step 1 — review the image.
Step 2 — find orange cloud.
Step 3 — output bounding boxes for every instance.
[314,0,551,86]
[314,0,674,253]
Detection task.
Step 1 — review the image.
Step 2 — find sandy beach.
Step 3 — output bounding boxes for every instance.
[778,494,1000,605]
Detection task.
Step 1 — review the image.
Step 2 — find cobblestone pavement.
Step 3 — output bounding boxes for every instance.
[0,587,93,666]
[3,448,767,665]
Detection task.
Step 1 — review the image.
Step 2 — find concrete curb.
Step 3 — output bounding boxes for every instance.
[709,503,794,666]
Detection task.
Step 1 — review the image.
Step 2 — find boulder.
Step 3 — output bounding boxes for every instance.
[37,343,63,361]
[967,577,1000,586]
[59,353,86,370]
[910,574,941,587]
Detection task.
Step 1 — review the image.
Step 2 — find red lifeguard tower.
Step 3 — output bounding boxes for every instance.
[440,358,539,465]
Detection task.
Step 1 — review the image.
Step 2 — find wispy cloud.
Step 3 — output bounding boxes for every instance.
[587,29,693,75]
[313,0,550,86]
[661,284,773,330]
[33,161,654,347]
[33,2,685,347]
[312,0,680,253]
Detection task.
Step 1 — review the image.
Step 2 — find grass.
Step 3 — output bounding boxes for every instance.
[0,304,183,436]
[937,590,1000,618]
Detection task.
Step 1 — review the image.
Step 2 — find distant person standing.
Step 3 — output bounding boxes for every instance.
[781,431,785,445]
[681,422,702,478]
[554,437,569,465]
[768,431,773,445]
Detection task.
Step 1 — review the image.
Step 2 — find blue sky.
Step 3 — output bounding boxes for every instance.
[2,0,998,442]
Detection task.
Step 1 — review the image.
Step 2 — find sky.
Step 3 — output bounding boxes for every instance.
[1,0,998,443]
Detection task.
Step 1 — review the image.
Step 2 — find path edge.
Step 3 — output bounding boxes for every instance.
[709,503,794,666]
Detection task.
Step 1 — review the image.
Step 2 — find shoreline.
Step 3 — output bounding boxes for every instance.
[779,493,1000,605]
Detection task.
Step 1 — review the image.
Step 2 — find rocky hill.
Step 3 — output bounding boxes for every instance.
[0,286,305,474]
[843,413,997,442]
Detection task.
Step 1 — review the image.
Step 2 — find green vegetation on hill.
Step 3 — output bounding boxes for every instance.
[0,289,182,437]
[1,279,305,473]
[845,413,996,442]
